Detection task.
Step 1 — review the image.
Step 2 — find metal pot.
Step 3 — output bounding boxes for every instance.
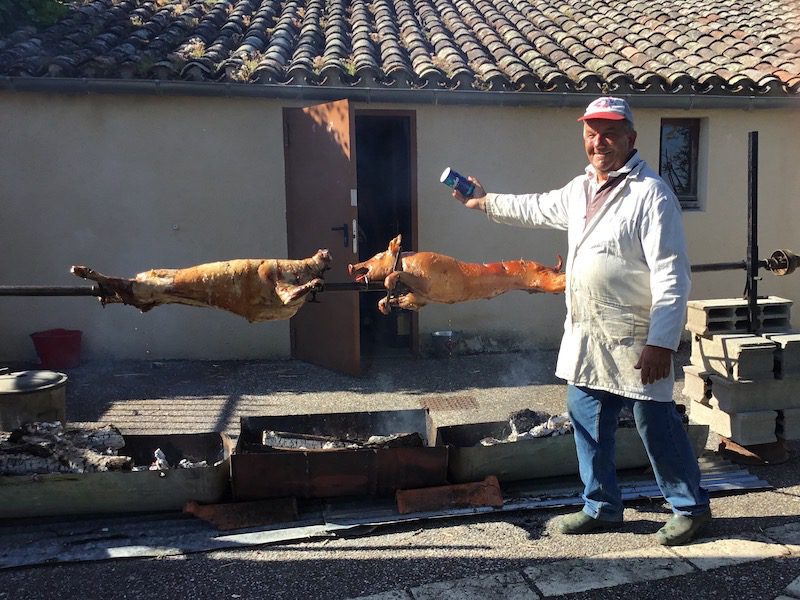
[430,330,461,358]
[0,370,67,430]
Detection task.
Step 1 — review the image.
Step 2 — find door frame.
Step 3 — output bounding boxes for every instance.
[354,109,419,354]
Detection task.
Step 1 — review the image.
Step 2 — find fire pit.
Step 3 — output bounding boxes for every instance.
[433,419,709,484]
[231,409,448,500]
[0,429,233,518]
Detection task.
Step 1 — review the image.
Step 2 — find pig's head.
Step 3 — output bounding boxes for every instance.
[348,234,402,283]
[310,248,332,275]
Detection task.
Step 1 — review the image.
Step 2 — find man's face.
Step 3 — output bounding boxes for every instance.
[582,119,637,178]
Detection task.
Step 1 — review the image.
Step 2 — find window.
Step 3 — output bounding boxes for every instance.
[659,118,700,209]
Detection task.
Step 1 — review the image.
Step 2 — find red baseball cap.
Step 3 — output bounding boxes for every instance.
[578,97,634,124]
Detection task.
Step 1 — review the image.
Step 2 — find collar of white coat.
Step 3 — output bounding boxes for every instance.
[573,150,645,255]
[584,150,642,188]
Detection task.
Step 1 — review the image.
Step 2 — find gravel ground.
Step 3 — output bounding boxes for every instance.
[2,346,800,599]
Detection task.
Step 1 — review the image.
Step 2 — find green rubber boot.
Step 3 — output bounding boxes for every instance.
[558,511,623,535]
[655,512,712,546]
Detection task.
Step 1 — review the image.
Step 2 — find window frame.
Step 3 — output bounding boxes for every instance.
[659,118,701,210]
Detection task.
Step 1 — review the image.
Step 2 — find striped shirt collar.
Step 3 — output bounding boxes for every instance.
[585,150,641,188]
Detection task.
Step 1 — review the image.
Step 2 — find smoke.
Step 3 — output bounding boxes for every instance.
[498,354,538,388]
[372,372,397,394]
[497,351,558,388]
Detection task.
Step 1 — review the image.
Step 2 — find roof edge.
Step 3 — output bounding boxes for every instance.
[1,77,799,110]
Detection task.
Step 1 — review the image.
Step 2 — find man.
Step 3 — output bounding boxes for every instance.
[452,97,711,546]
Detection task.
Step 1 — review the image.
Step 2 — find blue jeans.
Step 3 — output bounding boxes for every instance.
[567,384,710,521]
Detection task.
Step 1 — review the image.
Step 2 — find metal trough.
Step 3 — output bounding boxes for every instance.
[0,431,233,519]
[433,421,709,484]
[231,409,449,500]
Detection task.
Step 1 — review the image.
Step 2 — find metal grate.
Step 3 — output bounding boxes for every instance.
[419,395,479,411]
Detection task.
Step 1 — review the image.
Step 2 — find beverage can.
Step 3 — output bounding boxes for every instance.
[440,167,475,198]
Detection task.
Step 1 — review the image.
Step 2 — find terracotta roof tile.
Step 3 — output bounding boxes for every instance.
[1,0,798,96]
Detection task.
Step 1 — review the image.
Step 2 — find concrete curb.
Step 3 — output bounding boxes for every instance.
[351,521,800,599]
[776,570,800,600]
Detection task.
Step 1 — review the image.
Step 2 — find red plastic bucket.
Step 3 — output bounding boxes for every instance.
[30,329,82,369]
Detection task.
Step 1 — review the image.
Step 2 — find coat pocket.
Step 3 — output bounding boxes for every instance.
[585,295,636,348]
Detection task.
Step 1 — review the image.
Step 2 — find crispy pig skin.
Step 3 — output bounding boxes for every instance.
[71,249,331,322]
[348,235,565,314]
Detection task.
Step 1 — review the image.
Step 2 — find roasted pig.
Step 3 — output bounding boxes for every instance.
[71,249,331,322]
[348,235,565,314]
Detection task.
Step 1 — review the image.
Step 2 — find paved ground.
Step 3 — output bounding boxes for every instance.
[2,347,800,599]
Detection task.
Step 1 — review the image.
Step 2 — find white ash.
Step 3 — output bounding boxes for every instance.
[0,421,131,475]
[262,430,360,450]
[260,430,422,451]
[481,406,639,446]
[507,409,549,438]
[178,458,209,468]
[149,448,170,470]
[480,411,573,446]
[510,412,573,441]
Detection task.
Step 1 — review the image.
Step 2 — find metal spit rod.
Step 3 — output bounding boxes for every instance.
[0,282,390,296]
[2,249,796,298]
[2,133,798,308]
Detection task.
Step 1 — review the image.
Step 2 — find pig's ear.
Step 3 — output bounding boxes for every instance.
[389,234,402,253]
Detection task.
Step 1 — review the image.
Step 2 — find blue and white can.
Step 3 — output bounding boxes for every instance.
[440,167,476,198]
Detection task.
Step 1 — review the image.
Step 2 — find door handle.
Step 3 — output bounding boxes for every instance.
[331,223,349,247]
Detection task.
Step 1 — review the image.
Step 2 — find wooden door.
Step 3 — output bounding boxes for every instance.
[284,99,360,375]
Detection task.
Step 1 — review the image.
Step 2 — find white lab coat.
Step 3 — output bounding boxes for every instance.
[485,152,690,401]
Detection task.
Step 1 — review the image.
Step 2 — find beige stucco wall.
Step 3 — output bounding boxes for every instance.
[1,91,797,363]
[1,92,292,362]
[412,102,800,348]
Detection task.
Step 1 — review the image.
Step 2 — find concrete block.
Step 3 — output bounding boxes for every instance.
[778,408,800,441]
[710,375,800,412]
[765,332,800,379]
[690,333,776,380]
[683,366,800,412]
[688,400,777,445]
[395,475,503,514]
[686,297,792,336]
[682,365,712,401]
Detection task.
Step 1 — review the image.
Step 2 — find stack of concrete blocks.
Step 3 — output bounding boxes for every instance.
[683,296,800,446]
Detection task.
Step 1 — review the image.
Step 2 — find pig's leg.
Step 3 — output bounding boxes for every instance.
[384,271,430,295]
[274,278,324,305]
[379,292,427,314]
[71,266,138,307]
[395,292,427,311]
